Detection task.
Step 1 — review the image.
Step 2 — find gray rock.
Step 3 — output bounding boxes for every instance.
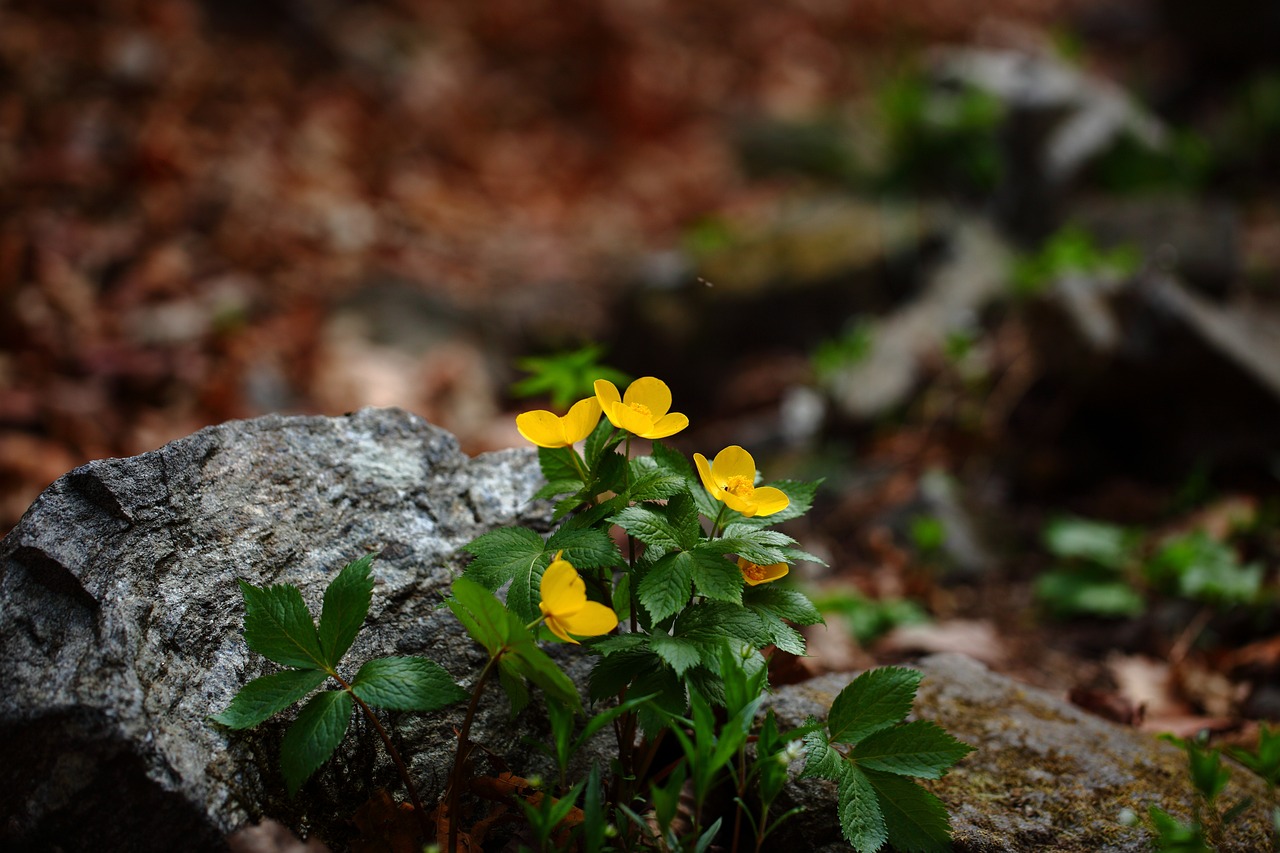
[765,654,1274,852]
[0,408,576,851]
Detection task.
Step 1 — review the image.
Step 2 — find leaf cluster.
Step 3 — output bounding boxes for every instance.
[800,667,973,853]
[211,556,468,794]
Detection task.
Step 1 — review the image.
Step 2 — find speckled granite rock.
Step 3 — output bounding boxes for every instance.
[766,653,1274,852]
[0,408,572,851]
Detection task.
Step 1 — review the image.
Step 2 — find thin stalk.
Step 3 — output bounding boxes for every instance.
[448,653,500,853]
[331,672,433,843]
[710,503,728,538]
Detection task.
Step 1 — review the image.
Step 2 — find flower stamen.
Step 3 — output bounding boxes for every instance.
[725,475,755,498]
[740,561,768,582]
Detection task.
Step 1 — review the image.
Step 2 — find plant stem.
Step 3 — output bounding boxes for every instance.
[711,503,728,538]
[332,673,433,843]
[448,653,500,853]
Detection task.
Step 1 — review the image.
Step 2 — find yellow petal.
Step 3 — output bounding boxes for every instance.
[563,601,619,638]
[516,410,567,448]
[593,379,622,425]
[693,452,723,498]
[721,489,757,516]
[562,397,602,444]
[545,614,578,644]
[642,412,689,440]
[738,557,789,586]
[712,445,756,481]
[610,401,655,436]
[624,377,672,419]
[748,486,790,517]
[540,558,585,616]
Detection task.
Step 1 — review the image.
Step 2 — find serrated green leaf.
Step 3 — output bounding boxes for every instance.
[651,441,695,478]
[801,727,848,781]
[589,649,659,701]
[634,662,687,736]
[714,525,796,566]
[864,770,953,853]
[462,527,551,621]
[839,766,889,853]
[755,609,807,655]
[667,492,702,550]
[744,586,824,626]
[689,550,743,604]
[674,602,769,647]
[627,465,689,504]
[584,415,621,467]
[592,633,648,656]
[280,690,353,795]
[538,446,581,484]
[650,633,702,676]
[351,656,468,712]
[828,667,922,745]
[639,551,695,622]
[498,665,531,715]
[239,580,328,671]
[210,668,328,730]
[780,547,829,567]
[448,576,512,656]
[612,506,683,551]
[546,526,624,569]
[318,555,374,667]
[852,721,974,778]
[532,479,584,502]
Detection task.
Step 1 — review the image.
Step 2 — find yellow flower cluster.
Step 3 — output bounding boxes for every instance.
[517,376,792,620]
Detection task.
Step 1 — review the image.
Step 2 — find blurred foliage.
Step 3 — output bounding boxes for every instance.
[812,587,930,644]
[877,71,1005,194]
[1012,225,1140,297]
[511,345,630,411]
[1090,128,1215,194]
[910,514,947,554]
[735,118,861,184]
[810,318,874,380]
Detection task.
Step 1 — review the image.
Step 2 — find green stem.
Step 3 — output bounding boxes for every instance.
[711,503,728,538]
[448,653,500,853]
[332,672,433,843]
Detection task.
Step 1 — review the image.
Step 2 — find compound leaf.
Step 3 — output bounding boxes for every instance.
[239,580,327,671]
[839,765,889,853]
[852,721,974,779]
[828,667,921,745]
[864,770,953,853]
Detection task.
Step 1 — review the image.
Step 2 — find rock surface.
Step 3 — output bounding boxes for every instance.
[766,653,1274,852]
[0,407,567,851]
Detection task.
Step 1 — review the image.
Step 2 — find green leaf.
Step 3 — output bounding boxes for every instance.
[838,766,889,853]
[532,479,584,502]
[546,526,624,570]
[627,466,689,504]
[239,580,327,671]
[612,506,683,551]
[674,601,769,647]
[1043,516,1134,569]
[462,527,551,621]
[505,636,582,712]
[650,633,703,677]
[280,690,353,795]
[639,551,695,622]
[689,550,744,604]
[498,665,531,715]
[448,576,512,656]
[351,656,469,712]
[584,414,622,467]
[318,555,374,667]
[714,525,795,566]
[852,721,974,779]
[755,609,807,656]
[538,446,581,484]
[651,440,695,479]
[828,667,921,745]
[210,669,328,730]
[1035,567,1146,618]
[801,727,847,781]
[668,492,702,550]
[864,770,953,853]
[744,585,824,626]
[633,663,687,736]
[589,649,659,701]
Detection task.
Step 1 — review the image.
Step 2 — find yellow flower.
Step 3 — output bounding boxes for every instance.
[538,553,618,644]
[693,445,789,518]
[737,556,789,586]
[593,377,688,440]
[515,397,602,449]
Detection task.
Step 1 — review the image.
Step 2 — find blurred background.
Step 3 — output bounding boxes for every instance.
[4,0,1280,725]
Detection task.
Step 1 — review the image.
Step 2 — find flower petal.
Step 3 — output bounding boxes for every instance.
[642,412,689,440]
[693,452,723,498]
[747,486,790,517]
[563,601,619,638]
[738,558,789,586]
[594,379,623,427]
[623,377,672,419]
[541,558,585,616]
[562,397,602,444]
[516,410,567,448]
[712,445,756,481]
[610,401,656,437]
[545,614,577,644]
[721,489,757,517]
